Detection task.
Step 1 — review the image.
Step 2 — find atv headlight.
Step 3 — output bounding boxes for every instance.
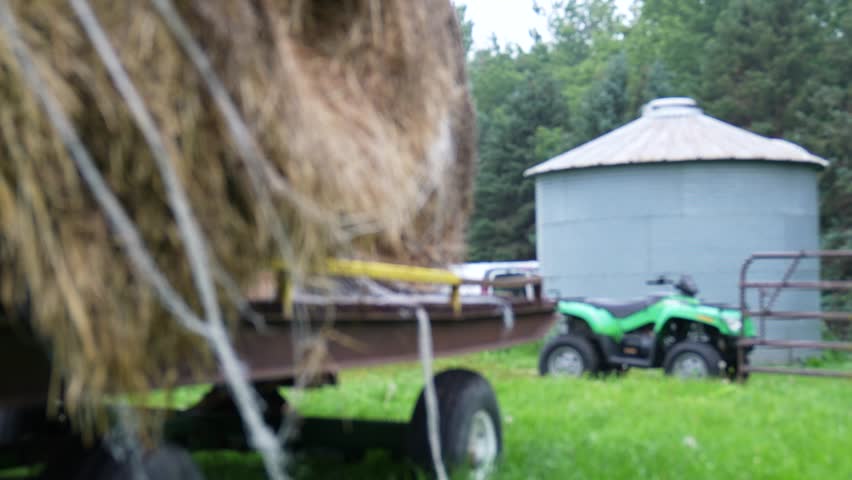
[723,314,742,333]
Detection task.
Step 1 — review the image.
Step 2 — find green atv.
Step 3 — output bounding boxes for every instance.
[538,274,756,380]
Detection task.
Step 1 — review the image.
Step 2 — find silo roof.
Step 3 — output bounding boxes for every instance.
[524,97,828,177]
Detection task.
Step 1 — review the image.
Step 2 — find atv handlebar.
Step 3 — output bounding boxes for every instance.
[646,274,699,297]
[646,275,672,286]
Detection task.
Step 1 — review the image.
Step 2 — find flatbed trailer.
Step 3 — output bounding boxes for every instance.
[0,260,558,479]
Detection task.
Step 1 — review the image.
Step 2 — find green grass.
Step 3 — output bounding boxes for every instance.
[188,342,852,479]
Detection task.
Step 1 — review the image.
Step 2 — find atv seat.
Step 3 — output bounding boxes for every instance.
[584,297,656,318]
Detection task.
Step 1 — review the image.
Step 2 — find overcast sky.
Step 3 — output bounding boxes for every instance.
[456,0,633,51]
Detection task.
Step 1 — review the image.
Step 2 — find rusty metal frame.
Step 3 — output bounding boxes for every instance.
[237,261,556,386]
[737,250,852,380]
[1,262,558,407]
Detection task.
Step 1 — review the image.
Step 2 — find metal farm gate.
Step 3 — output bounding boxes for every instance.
[737,250,852,380]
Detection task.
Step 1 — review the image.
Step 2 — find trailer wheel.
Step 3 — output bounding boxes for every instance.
[407,369,502,478]
[67,443,205,480]
[538,334,600,377]
[663,342,723,379]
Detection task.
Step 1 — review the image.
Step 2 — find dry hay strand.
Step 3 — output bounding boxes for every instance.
[0,0,475,437]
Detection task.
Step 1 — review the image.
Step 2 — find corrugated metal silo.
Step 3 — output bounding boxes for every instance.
[525,98,828,364]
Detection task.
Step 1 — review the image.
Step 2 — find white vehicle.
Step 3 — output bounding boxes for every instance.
[450,261,540,298]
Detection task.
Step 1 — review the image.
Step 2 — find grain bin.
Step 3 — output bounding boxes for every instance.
[525,97,828,364]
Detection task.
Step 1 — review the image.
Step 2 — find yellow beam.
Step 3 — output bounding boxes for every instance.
[324,258,462,286]
[275,258,464,315]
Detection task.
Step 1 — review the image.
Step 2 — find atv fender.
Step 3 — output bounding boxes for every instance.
[654,302,726,335]
[557,301,621,339]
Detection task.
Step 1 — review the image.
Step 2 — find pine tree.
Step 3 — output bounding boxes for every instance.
[628,0,729,96]
[467,49,571,261]
[700,0,822,137]
[454,4,474,57]
[641,59,674,103]
[576,51,629,141]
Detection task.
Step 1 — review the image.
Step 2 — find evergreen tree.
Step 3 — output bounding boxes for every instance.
[641,59,674,103]
[546,0,628,109]
[627,0,729,96]
[576,51,629,141]
[454,4,474,57]
[467,51,571,261]
[462,0,850,277]
[700,0,822,137]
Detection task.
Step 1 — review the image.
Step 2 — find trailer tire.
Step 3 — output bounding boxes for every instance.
[538,334,600,377]
[407,369,502,478]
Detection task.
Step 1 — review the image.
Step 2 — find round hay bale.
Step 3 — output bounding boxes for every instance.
[0,0,476,431]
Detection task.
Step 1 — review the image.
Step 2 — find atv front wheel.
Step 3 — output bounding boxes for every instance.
[538,335,600,377]
[663,342,723,379]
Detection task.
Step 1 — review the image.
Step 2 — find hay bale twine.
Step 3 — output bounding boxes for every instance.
[0,0,475,431]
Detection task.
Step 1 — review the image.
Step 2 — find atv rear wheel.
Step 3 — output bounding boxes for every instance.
[538,335,600,377]
[663,342,723,379]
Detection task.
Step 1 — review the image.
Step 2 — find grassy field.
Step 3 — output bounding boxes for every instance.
[190,342,852,480]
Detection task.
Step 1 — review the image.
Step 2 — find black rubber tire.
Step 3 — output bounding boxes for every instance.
[407,369,502,476]
[663,342,723,378]
[538,334,601,377]
[68,443,205,480]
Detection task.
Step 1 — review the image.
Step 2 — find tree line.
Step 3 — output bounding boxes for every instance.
[459,0,850,294]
